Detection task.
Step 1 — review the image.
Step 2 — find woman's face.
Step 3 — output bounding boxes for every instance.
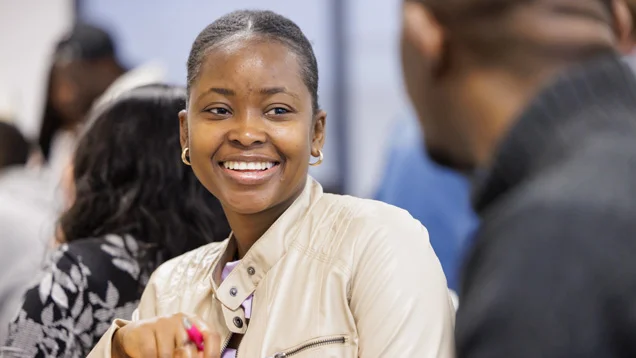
[50,63,86,128]
[181,38,326,215]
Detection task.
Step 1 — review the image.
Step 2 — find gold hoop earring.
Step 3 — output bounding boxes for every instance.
[181,147,191,166]
[309,150,323,166]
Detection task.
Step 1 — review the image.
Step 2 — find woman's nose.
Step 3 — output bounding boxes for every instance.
[227,112,267,147]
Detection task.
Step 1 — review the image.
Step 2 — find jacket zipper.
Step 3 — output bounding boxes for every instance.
[269,336,347,358]
[220,333,232,355]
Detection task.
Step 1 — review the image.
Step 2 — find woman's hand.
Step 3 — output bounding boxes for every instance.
[112,313,220,358]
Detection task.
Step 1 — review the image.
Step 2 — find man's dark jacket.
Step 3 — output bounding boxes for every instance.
[457,54,636,358]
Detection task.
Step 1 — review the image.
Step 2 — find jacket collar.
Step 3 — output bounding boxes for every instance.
[473,53,636,213]
[210,176,324,311]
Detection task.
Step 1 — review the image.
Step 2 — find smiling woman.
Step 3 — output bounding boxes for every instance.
[182,35,324,243]
[88,10,455,358]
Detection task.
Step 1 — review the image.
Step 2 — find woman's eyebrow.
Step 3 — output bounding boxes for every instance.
[259,87,300,100]
[196,87,236,102]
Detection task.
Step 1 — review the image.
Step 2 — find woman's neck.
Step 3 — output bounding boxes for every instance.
[225,190,302,258]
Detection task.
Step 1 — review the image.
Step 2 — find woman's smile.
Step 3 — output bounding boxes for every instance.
[217,155,282,186]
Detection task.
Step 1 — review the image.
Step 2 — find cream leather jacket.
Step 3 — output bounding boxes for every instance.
[89,178,455,358]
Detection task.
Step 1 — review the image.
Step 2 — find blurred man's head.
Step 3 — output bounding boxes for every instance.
[401,0,618,171]
[49,23,125,128]
[0,122,30,170]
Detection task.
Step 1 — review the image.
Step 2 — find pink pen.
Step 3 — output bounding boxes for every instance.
[182,317,205,351]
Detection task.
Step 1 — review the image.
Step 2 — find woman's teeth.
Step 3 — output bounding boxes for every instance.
[223,161,275,171]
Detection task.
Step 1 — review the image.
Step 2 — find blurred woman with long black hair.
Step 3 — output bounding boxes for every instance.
[2,84,230,358]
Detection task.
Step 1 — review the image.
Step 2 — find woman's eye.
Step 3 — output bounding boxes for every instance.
[208,108,231,115]
[266,107,289,116]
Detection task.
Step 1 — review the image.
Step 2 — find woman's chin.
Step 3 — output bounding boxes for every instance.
[222,196,273,216]
[229,205,270,215]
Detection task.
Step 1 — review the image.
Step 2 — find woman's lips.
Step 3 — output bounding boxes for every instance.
[218,161,281,186]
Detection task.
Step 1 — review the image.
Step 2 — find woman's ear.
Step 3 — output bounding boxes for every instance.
[311,110,326,156]
[179,110,189,149]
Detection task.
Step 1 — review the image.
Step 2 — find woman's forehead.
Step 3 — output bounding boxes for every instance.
[193,39,307,94]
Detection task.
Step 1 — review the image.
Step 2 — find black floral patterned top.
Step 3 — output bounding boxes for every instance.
[2,234,158,358]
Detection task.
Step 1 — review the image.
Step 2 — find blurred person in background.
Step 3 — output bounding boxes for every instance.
[0,122,29,170]
[3,85,230,358]
[0,121,55,345]
[374,116,478,291]
[401,0,636,357]
[377,0,636,292]
[38,23,165,184]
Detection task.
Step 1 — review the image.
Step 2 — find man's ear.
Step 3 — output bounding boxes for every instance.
[179,110,189,149]
[612,0,634,54]
[402,1,445,71]
[311,110,326,156]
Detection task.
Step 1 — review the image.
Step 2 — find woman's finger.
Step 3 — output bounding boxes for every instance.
[154,321,177,358]
[174,345,200,358]
[116,321,158,358]
[202,330,221,358]
[176,316,195,348]
[185,315,221,358]
[181,315,206,351]
[147,315,192,358]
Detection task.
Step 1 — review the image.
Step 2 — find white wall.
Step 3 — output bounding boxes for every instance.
[346,0,411,197]
[0,0,74,138]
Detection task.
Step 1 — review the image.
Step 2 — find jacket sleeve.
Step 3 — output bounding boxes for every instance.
[455,199,636,358]
[350,211,456,358]
[87,272,159,357]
